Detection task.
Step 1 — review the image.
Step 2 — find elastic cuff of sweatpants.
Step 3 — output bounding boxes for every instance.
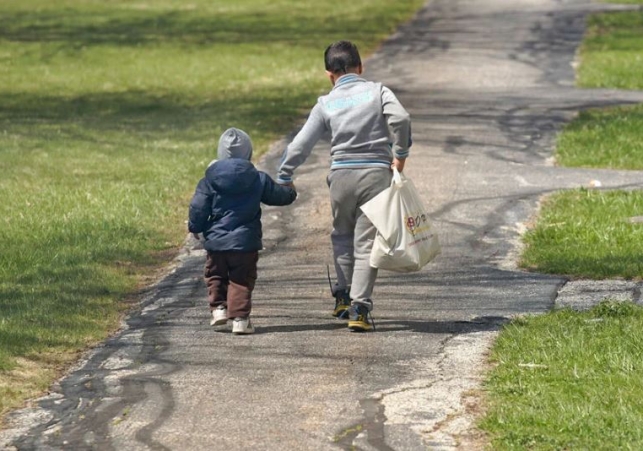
[351,299,373,311]
[332,284,351,295]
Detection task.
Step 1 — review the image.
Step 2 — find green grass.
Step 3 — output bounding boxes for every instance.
[0,0,425,416]
[577,11,643,90]
[520,189,643,279]
[481,301,643,450]
[555,104,643,170]
[556,8,643,170]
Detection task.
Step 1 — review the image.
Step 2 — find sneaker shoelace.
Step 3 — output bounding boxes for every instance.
[368,310,376,331]
[326,265,334,297]
[355,308,376,331]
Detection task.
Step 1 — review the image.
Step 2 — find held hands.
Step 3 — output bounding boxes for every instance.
[392,157,406,172]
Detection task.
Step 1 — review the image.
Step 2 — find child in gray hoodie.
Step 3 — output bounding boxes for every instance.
[277,41,412,332]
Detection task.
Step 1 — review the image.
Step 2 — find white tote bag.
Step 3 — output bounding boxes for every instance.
[360,169,440,272]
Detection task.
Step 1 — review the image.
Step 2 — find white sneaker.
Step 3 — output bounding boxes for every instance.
[210,306,228,326]
[232,317,255,335]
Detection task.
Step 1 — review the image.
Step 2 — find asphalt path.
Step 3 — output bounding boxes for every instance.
[3,0,643,449]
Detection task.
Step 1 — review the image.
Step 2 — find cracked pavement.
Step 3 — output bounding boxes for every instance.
[3,0,643,449]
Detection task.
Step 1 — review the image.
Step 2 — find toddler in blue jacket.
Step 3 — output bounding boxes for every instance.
[188,128,297,334]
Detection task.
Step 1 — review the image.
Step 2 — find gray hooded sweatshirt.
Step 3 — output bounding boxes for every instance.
[277,74,411,184]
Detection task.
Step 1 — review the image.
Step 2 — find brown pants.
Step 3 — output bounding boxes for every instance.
[204,251,258,319]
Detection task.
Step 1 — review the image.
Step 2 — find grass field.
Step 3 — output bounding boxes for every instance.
[577,11,643,90]
[555,104,643,170]
[0,0,424,417]
[481,301,643,450]
[520,189,643,279]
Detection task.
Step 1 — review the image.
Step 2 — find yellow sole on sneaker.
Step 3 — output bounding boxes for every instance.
[332,306,350,318]
[348,320,373,332]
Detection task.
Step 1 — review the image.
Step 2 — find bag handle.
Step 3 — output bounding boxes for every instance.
[392,167,404,185]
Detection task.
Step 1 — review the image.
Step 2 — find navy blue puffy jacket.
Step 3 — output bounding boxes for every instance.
[188,159,297,252]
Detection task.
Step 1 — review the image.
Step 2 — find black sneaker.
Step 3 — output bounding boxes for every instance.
[348,304,374,332]
[332,288,351,319]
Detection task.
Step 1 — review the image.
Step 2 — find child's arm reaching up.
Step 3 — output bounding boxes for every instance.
[260,172,298,206]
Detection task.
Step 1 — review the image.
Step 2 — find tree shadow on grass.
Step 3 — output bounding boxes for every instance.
[0,88,317,142]
[0,7,400,49]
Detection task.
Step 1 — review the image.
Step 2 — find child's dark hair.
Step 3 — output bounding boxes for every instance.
[324,41,362,74]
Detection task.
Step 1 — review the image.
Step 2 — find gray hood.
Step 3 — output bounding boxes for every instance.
[217,128,253,161]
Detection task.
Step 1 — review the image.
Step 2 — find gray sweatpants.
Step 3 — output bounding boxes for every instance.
[327,167,392,310]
